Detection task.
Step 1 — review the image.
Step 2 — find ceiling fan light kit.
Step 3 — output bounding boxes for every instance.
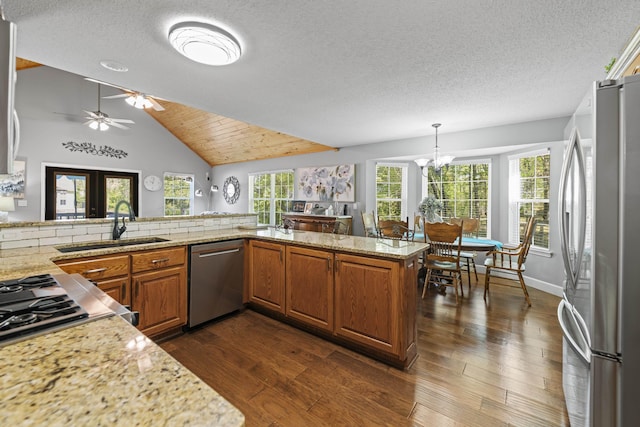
[168,22,242,66]
[85,83,135,131]
[125,94,153,109]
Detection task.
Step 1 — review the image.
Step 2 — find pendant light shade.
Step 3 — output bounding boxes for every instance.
[414,123,454,176]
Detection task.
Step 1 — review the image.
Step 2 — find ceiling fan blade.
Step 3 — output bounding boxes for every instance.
[108,121,130,130]
[84,77,129,92]
[84,110,100,119]
[109,118,135,124]
[148,96,165,111]
[103,93,130,99]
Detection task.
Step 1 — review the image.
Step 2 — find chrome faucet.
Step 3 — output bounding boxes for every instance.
[112,200,136,240]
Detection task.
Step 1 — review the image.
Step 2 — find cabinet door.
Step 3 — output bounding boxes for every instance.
[95,276,130,306]
[133,266,187,336]
[249,240,285,313]
[286,246,334,331]
[334,253,399,354]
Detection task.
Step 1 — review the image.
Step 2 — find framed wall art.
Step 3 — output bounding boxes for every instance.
[0,159,26,198]
[297,164,355,202]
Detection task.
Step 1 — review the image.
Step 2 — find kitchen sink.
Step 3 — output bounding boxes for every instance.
[56,237,170,253]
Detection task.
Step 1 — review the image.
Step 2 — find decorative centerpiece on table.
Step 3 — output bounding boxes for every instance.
[418,195,443,223]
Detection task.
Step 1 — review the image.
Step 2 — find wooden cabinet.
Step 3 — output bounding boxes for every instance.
[131,246,187,337]
[285,246,334,332]
[55,254,130,306]
[132,266,186,336]
[334,253,400,354]
[282,213,352,234]
[248,240,286,313]
[248,239,419,368]
[55,246,187,338]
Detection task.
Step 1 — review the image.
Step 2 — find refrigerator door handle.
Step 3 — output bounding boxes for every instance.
[558,298,591,364]
[558,128,587,290]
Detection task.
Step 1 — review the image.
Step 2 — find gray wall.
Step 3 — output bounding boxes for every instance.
[13,66,211,220]
[211,117,569,292]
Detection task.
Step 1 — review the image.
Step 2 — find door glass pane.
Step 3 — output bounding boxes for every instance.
[55,174,88,219]
[105,176,132,217]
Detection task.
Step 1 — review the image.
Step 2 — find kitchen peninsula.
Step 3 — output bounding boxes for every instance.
[0,214,427,424]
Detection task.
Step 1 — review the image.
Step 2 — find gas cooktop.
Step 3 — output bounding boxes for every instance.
[0,274,90,344]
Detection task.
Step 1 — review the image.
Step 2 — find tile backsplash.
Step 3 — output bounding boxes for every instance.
[0,214,257,250]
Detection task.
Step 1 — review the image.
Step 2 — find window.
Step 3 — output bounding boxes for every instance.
[376,163,408,221]
[249,170,294,225]
[509,150,550,249]
[164,173,194,216]
[44,166,138,220]
[424,161,491,237]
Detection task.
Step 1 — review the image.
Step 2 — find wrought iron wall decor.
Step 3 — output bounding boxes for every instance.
[62,141,128,159]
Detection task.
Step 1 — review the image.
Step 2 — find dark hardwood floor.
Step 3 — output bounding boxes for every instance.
[160,276,570,426]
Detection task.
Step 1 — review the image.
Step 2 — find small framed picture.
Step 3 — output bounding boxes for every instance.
[291,200,306,212]
[304,202,313,214]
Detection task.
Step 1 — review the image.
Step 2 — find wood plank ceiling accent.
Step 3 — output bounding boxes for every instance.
[16,58,337,166]
[146,99,337,166]
[16,57,41,70]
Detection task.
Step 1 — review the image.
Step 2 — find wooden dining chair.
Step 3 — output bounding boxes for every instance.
[378,217,414,241]
[421,221,463,304]
[450,217,480,288]
[360,211,378,237]
[483,216,536,306]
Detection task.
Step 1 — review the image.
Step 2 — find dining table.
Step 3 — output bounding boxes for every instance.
[413,233,503,252]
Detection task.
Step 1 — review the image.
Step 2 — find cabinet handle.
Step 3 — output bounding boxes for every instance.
[326,256,331,271]
[83,267,107,275]
[151,258,170,264]
[279,248,283,263]
[121,282,126,299]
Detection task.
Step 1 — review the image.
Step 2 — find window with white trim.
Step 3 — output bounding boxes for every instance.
[508,149,550,249]
[423,161,491,237]
[163,173,194,216]
[376,163,408,221]
[249,170,294,226]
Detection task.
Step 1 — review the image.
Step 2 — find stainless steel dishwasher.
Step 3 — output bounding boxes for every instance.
[188,240,244,328]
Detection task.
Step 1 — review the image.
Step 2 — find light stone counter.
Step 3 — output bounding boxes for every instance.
[0,316,244,426]
[0,227,427,281]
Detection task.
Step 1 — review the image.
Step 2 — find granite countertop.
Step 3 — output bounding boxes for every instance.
[0,316,244,426]
[0,227,427,281]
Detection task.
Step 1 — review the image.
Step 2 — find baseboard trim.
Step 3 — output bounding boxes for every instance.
[476,266,563,297]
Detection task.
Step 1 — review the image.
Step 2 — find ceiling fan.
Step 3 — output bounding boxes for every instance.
[84,83,135,131]
[85,77,165,111]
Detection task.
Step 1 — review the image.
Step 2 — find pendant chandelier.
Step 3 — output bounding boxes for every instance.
[414,123,455,176]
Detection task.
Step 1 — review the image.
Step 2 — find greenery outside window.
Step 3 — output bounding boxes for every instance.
[164,173,194,216]
[44,166,138,220]
[249,170,294,225]
[376,163,408,221]
[423,161,490,237]
[508,150,550,249]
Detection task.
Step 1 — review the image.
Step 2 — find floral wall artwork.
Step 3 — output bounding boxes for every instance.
[298,164,355,202]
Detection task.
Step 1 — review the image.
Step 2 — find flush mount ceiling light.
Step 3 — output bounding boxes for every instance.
[414,123,455,176]
[168,21,242,66]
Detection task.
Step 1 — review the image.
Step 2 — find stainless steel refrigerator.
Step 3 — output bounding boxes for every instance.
[558,73,640,426]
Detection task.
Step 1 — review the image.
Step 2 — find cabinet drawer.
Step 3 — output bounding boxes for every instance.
[55,255,130,280]
[131,246,186,273]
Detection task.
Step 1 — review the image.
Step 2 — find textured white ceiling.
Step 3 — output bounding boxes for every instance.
[2,0,639,147]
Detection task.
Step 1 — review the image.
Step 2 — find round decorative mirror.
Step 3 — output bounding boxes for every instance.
[223,176,240,204]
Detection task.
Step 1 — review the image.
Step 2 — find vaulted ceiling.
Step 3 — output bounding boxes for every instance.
[16,59,336,166]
